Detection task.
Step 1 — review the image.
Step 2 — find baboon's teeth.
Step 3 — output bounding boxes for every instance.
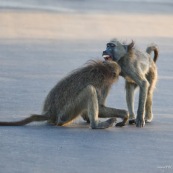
[103,55,110,58]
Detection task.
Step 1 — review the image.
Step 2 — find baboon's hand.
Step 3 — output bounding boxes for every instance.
[116,115,128,127]
[136,118,145,127]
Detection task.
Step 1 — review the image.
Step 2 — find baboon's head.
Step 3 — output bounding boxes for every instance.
[102,61,121,82]
[87,60,121,80]
[102,39,134,62]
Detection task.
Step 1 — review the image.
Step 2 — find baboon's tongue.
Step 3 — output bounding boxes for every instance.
[103,55,112,61]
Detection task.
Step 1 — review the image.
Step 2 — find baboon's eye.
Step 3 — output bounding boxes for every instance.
[107,43,115,48]
[110,43,115,47]
[107,43,110,47]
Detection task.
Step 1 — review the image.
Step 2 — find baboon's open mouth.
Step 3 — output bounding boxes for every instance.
[103,55,112,61]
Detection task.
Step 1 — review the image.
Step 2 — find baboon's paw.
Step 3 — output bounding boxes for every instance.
[129,119,136,125]
[92,118,116,129]
[136,118,145,127]
[145,119,152,123]
[145,117,153,123]
[115,122,125,127]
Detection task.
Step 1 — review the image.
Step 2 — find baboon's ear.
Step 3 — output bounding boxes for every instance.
[127,40,134,51]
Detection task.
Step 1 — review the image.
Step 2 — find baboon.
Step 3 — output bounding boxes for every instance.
[102,39,158,127]
[0,60,129,129]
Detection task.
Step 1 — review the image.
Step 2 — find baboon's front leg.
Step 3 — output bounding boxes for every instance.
[98,105,129,127]
[125,69,149,127]
[125,81,137,125]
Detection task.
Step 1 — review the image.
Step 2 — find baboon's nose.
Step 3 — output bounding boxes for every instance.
[102,51,107,55]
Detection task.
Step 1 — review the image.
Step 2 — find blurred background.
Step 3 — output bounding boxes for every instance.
[0,0,173,40]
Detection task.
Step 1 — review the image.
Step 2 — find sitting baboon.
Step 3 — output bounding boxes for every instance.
[0,60,129,129]
[102,39,158,127]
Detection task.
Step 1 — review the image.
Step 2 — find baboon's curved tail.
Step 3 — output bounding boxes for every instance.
[0,114,49,126]
[146,44,159,63]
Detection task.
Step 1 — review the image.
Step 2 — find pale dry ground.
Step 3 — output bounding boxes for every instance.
[0,12,173,40]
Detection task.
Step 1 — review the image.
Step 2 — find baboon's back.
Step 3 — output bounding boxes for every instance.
[43,61,115,113]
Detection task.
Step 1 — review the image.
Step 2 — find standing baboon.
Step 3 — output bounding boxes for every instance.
[0,60,129,129]
[102,39,158,127]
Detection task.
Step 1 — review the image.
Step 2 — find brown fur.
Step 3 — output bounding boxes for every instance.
[0,60,129,129]
[103,39,158,127]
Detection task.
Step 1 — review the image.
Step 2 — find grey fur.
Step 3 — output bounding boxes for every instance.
[0,60,129,129]
[103,39,158,127]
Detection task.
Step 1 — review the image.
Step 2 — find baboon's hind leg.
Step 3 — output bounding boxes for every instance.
[98,106,129,127]
[145,70,157,122]
[57,85,116,129]
[81,105,129,127]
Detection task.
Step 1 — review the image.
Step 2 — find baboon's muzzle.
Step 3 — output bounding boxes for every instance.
[102,51,113,61]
